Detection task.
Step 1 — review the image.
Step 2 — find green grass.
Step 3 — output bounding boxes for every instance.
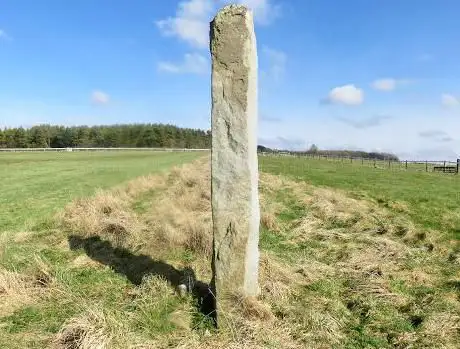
[256,167,460,348]
[0,151,205,231]
[1,152,459,348]
[259,155,460,239]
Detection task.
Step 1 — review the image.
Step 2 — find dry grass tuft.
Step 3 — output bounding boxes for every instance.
[53,309,113,349]
[30,255,55,288]
[259,253,302,302]
[59,190,143,246]
[228,293,275,322]
[144,159,212,256]
[60,158,213,258]
[421,312,460,348]
[290,298,348,348]
[0,232,7,261]
[58,173,170,250]
[12,231,35,243]
[70,255,102,269]
[260,211,279,231]
[0,268,41,316]
[388,200,411,213]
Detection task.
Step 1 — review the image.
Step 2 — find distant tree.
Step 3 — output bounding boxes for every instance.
[257,145,272,153]
[29,126,48,148]
[0,123,212,150]
[13,127,28,148]
[308,144,319,153]
[0,129,5,148]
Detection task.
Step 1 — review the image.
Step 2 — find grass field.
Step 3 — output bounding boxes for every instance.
[260,156,460,240]
[0,151,205,232]
[1,153,459,348]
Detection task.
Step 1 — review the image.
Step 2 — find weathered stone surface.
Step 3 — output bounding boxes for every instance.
[210,4,260,311]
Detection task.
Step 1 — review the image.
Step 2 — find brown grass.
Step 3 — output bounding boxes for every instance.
[0,268,40,316]
[47,159,459,348]
[53,309,113,349]
[257,172,460,348]
[59,158,212,258]
[144,159,212,256]
[59,190,145,246]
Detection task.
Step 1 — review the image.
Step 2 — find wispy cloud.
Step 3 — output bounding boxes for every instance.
[323,84,364,106]
[260,113,281,122]
[91,90,110,105]
[262,46,287,81]
[156,0,281,49]
[371,78,413,91]
[158,52,209,75]
[441,93,459,108]
[0,29,11,41]
[336,115,391,129]
[418,130,453,142]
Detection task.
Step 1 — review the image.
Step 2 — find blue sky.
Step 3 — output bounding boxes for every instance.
[1,0,459,160]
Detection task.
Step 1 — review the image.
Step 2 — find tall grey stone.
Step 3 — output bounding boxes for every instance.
[210,4,260,319]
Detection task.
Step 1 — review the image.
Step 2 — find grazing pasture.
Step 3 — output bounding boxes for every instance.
[0,151,205,231]
[259,155,460,240]
[0,153,459,349]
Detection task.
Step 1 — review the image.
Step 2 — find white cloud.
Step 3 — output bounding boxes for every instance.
[371,78,413,91]
[158,52,209,75]
[262,47,286,81]
[156,0,280,48]
[91,90,110,105]
[258,110,460,161]
[156,0,213,48]
[441,93,459,108]
[327,84,364,105]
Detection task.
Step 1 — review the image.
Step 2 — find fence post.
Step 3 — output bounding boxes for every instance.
[425,160,428,172]
[457,159,459,174]
[388,159,391,168]
[350,156,353,163]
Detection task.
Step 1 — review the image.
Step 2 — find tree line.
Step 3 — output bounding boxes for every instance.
[258,144,400,161]
[0,123,399,161]
[0,124,211,149]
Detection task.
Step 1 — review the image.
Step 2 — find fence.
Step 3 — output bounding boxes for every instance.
[259,152,460,174]
[0,147,210,153]
[1,147,458,174]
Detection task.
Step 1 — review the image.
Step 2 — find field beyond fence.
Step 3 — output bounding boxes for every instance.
[260,151,460,174]
[0,147,209,153]
[1,147,458,174]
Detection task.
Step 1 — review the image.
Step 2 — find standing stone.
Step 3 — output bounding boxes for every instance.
[210,4,260,321]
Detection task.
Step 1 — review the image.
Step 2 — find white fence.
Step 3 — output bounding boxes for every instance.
[0,147,210,153]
